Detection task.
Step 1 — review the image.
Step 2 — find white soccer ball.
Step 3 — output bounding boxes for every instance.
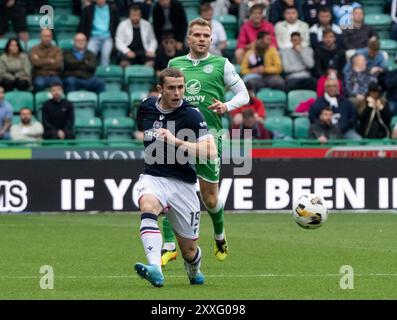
[292,194,328,229]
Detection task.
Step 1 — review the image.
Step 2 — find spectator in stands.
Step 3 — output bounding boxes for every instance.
[280,31,316,91]
[230,108,273,139]
[115,5,157,67]
[392,0,397,41]
[154,32,184,77]
[301,0,332,27]
[313,28,346,78]
[275,6,310,49]
[0,38,31,91]
[200,3,228,56]
[332,0,361,26]
[316,67,343,97]
[238,0,271,23]
[78,0,120,67]
[240,31,285,91]
[342,7,378,58]
[344,54,377,111]
[63,33,106,93]
[235,4,277,64]
[358,82,391,139]
[309,77,361,139]
[116,0,152,19]
[309,7,342,48]
[309,105,342,142]
[230,82,266,128]
[30,29,63,92]
[152,0,187,51]
[0,86,12,140]
[42,83,74,140]
[384,68,397,116]
[355,37,387,78]
[10,107,44,142]
[269,0,303,25]
[0,0,29,43]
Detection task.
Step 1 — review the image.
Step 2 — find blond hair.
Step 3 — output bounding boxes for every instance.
[188,18,212,35]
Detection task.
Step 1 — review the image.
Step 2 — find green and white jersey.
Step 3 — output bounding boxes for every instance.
[168,54,242,131]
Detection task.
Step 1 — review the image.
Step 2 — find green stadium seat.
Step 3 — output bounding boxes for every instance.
[362,0,386,14]
[380,39,397,59]
[225,90,234,101]
[287,90,317,113]
[364,14,392,39]
[99,91,130,118]
[58,38,74,51]
[27,14,53,39]
[104,117,135,140]
[130,91,149,119]
[215,14,238,39]
[233,64,241,75]
[294,116,310,139]
[35,91,53,120]
[391,116,397,129]
[264,116,293,138]
[49,0,74,15]
[96,65,124,92]
[124,65,155,93]
[187,12,200,22]
[224,39,237,63]
[0,39,7,54]
[5,91,34,114]
[54,14,80,39]
[257,88,287,117]
[74,117,103,140]
[67,91,98,118]
[222,115,231,130]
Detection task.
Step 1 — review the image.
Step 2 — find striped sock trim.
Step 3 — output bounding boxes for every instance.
[141,213,158,221]
[184,247,201,265]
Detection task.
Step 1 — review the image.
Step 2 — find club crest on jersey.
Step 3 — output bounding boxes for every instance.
[203,64,214,74]
[153,120,162,129]
[186,79,201,95]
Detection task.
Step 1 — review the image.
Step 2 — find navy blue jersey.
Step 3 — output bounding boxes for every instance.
[137,96,209,184]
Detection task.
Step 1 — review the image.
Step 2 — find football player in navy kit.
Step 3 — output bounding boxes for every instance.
[134,68,217,287]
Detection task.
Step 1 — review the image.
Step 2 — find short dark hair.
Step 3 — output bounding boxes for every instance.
[129,4,141,13]
[5,38,23,55]
[284,5,298,13]
[161,32,176,42]
[200,3,213,13]
[158,68,185,86]
[323,28,335,37]
[19,107,32,114]
[318,7,331,14]
[257,31,270,40]
[242,108,255,119]
[290,31,301,39]
[50,81,63,88]
[321,105,333,114]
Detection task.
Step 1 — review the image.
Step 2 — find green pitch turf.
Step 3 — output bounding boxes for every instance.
[0,212,396,300]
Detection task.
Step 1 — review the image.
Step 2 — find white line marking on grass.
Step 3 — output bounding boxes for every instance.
[2,273,397,279]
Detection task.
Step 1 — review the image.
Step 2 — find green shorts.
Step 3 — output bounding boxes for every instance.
[196,135,222,183]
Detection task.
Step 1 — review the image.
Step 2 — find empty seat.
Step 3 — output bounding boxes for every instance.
[130,91,149,119]
[294,116,310,139]
[380,39,397,59]
[124,65,155,93]
[257,88,287,117]
[215,14,238,39]
[96,65,124,91]
[99,91,130,118]
[58,38,74,51]
[75,117,103,140]
[35,91,53,120]
[264,116,293,138]
[224,39,237,64]
[5,91,34,114]
[103,117,135,140]
[364,14,392,39]
[67,91,98,118]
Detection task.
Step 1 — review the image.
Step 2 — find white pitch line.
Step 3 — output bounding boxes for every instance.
[2,273,397,279]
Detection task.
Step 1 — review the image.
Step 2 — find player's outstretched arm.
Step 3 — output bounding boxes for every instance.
[156,128,217,160]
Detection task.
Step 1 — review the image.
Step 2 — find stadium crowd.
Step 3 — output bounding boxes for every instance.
[1,0,397,143]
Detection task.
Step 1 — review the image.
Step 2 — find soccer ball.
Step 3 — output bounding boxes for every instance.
[292,194,328,229]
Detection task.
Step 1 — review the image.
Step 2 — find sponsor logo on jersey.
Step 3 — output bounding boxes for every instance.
[203,64,214,74]
[153,120,162,129]
[186,79,201,95]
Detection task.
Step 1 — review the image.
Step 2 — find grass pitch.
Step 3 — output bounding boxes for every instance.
[0,212,396,300]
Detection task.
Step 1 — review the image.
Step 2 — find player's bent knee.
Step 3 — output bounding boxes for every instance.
[139,194,163,214]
